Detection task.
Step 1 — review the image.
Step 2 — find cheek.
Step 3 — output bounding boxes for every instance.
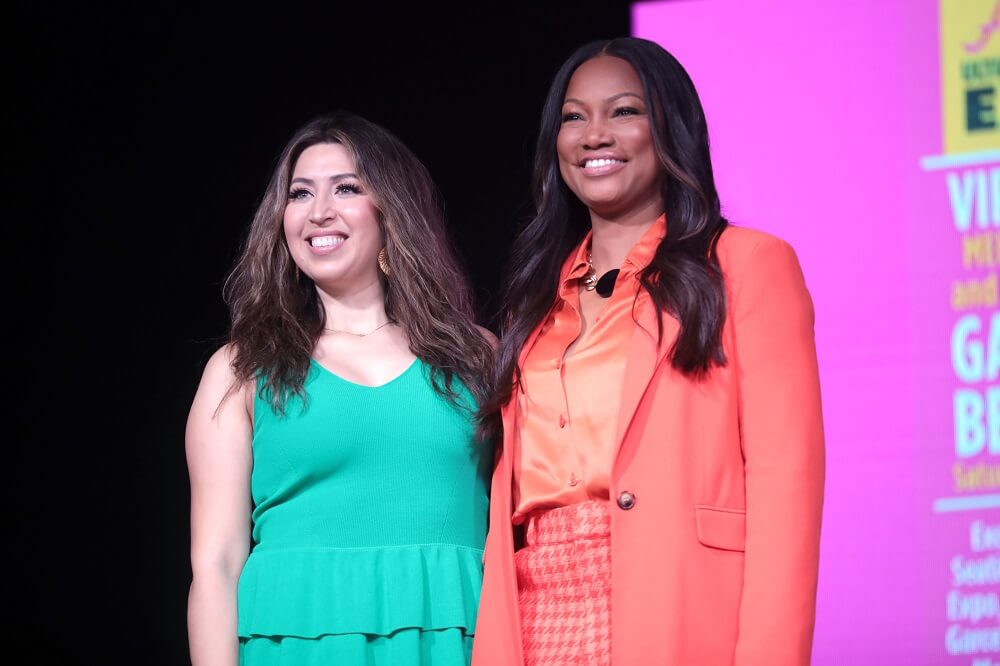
[557,161,575,190]
[555,133,579,188]
[347,201,384,243]
[556,129,571,155]
[282,207,313,262]
[556,130,575,161]
[626,126,656,159]
[360,201,382,228]
[282,208,300,241]
[624,131,662,182]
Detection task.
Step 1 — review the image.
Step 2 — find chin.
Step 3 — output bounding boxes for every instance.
[580,194,625,210]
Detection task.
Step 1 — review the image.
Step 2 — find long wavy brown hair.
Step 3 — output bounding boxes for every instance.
[223,112,493,418]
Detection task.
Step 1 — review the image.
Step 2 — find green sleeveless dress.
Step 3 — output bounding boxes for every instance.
[237,359,491,665]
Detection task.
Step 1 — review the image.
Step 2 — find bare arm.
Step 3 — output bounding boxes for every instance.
[186,345,253,666]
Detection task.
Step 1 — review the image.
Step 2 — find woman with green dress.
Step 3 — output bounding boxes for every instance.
[185,112,496,666]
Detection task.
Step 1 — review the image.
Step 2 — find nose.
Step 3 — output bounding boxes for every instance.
[307,192,338,226]
[582,116,613,150]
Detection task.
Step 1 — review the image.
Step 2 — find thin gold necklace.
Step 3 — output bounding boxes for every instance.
[585,250,620,298]
[584,250,599,291]
[322,321,392,337]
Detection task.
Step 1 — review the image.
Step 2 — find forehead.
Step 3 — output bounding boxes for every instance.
[292,142,355,175]
[564,56,643,102]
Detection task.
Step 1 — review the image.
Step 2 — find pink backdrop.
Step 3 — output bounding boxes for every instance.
[633,1,999,663]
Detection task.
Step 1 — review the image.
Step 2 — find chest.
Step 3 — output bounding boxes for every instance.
[312,329,416,387]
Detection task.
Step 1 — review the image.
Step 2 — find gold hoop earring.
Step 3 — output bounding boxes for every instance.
[377,248,390,276]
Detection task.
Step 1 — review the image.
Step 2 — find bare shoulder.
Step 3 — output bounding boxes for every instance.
[202,343,239,379]
[190,343,252,421]
[195,344,244,395]
[475,324,499,350]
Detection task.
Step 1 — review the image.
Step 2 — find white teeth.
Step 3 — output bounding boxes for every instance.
[310,235,346,248]
[584,158,624,168]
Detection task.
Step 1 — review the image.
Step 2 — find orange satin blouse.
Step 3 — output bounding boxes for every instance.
[512,215,666,523]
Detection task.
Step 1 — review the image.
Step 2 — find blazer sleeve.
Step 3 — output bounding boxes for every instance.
[731,236,826,665]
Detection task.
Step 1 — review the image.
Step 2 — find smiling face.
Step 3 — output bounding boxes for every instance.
[283,142,383,293]
[556,55,665,220]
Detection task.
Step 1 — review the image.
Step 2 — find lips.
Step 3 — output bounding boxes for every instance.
[305,232,348,254]
[309,234,346,248]
[583,158,625,169]
[578,156,627,176]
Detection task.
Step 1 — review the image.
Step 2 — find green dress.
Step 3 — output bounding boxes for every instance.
[237,359,491,665]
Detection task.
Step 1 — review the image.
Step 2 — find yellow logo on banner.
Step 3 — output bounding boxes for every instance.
[942,0,1000,154]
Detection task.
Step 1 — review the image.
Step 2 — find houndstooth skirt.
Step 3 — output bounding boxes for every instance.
[515,500,611,666]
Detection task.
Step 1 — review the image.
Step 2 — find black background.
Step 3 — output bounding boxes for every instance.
[18,2,633,663]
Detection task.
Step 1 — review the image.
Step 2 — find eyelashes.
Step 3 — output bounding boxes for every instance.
[560,106,644,123]
[334,183,362,195]
[287,182,363,200]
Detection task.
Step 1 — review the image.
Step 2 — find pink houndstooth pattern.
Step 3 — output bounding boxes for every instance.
[515,500,612,666]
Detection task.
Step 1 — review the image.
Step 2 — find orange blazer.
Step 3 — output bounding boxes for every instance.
[472,226,825,666]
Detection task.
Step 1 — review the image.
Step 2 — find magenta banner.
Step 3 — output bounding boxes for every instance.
[633,1,999,663]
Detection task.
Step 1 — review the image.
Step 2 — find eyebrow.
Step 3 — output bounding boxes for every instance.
[563,92,645,106]
[289,172,359,185]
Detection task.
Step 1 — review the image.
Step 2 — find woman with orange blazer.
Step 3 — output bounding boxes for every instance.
[472,37,825,666]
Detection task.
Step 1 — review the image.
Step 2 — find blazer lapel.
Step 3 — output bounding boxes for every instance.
[613,293,678,461]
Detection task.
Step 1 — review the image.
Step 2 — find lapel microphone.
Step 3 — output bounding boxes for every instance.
[595,269,620,298]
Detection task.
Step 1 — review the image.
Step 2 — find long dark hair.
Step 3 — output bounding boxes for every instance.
[483,37,729,423]
[224,112,493,416]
